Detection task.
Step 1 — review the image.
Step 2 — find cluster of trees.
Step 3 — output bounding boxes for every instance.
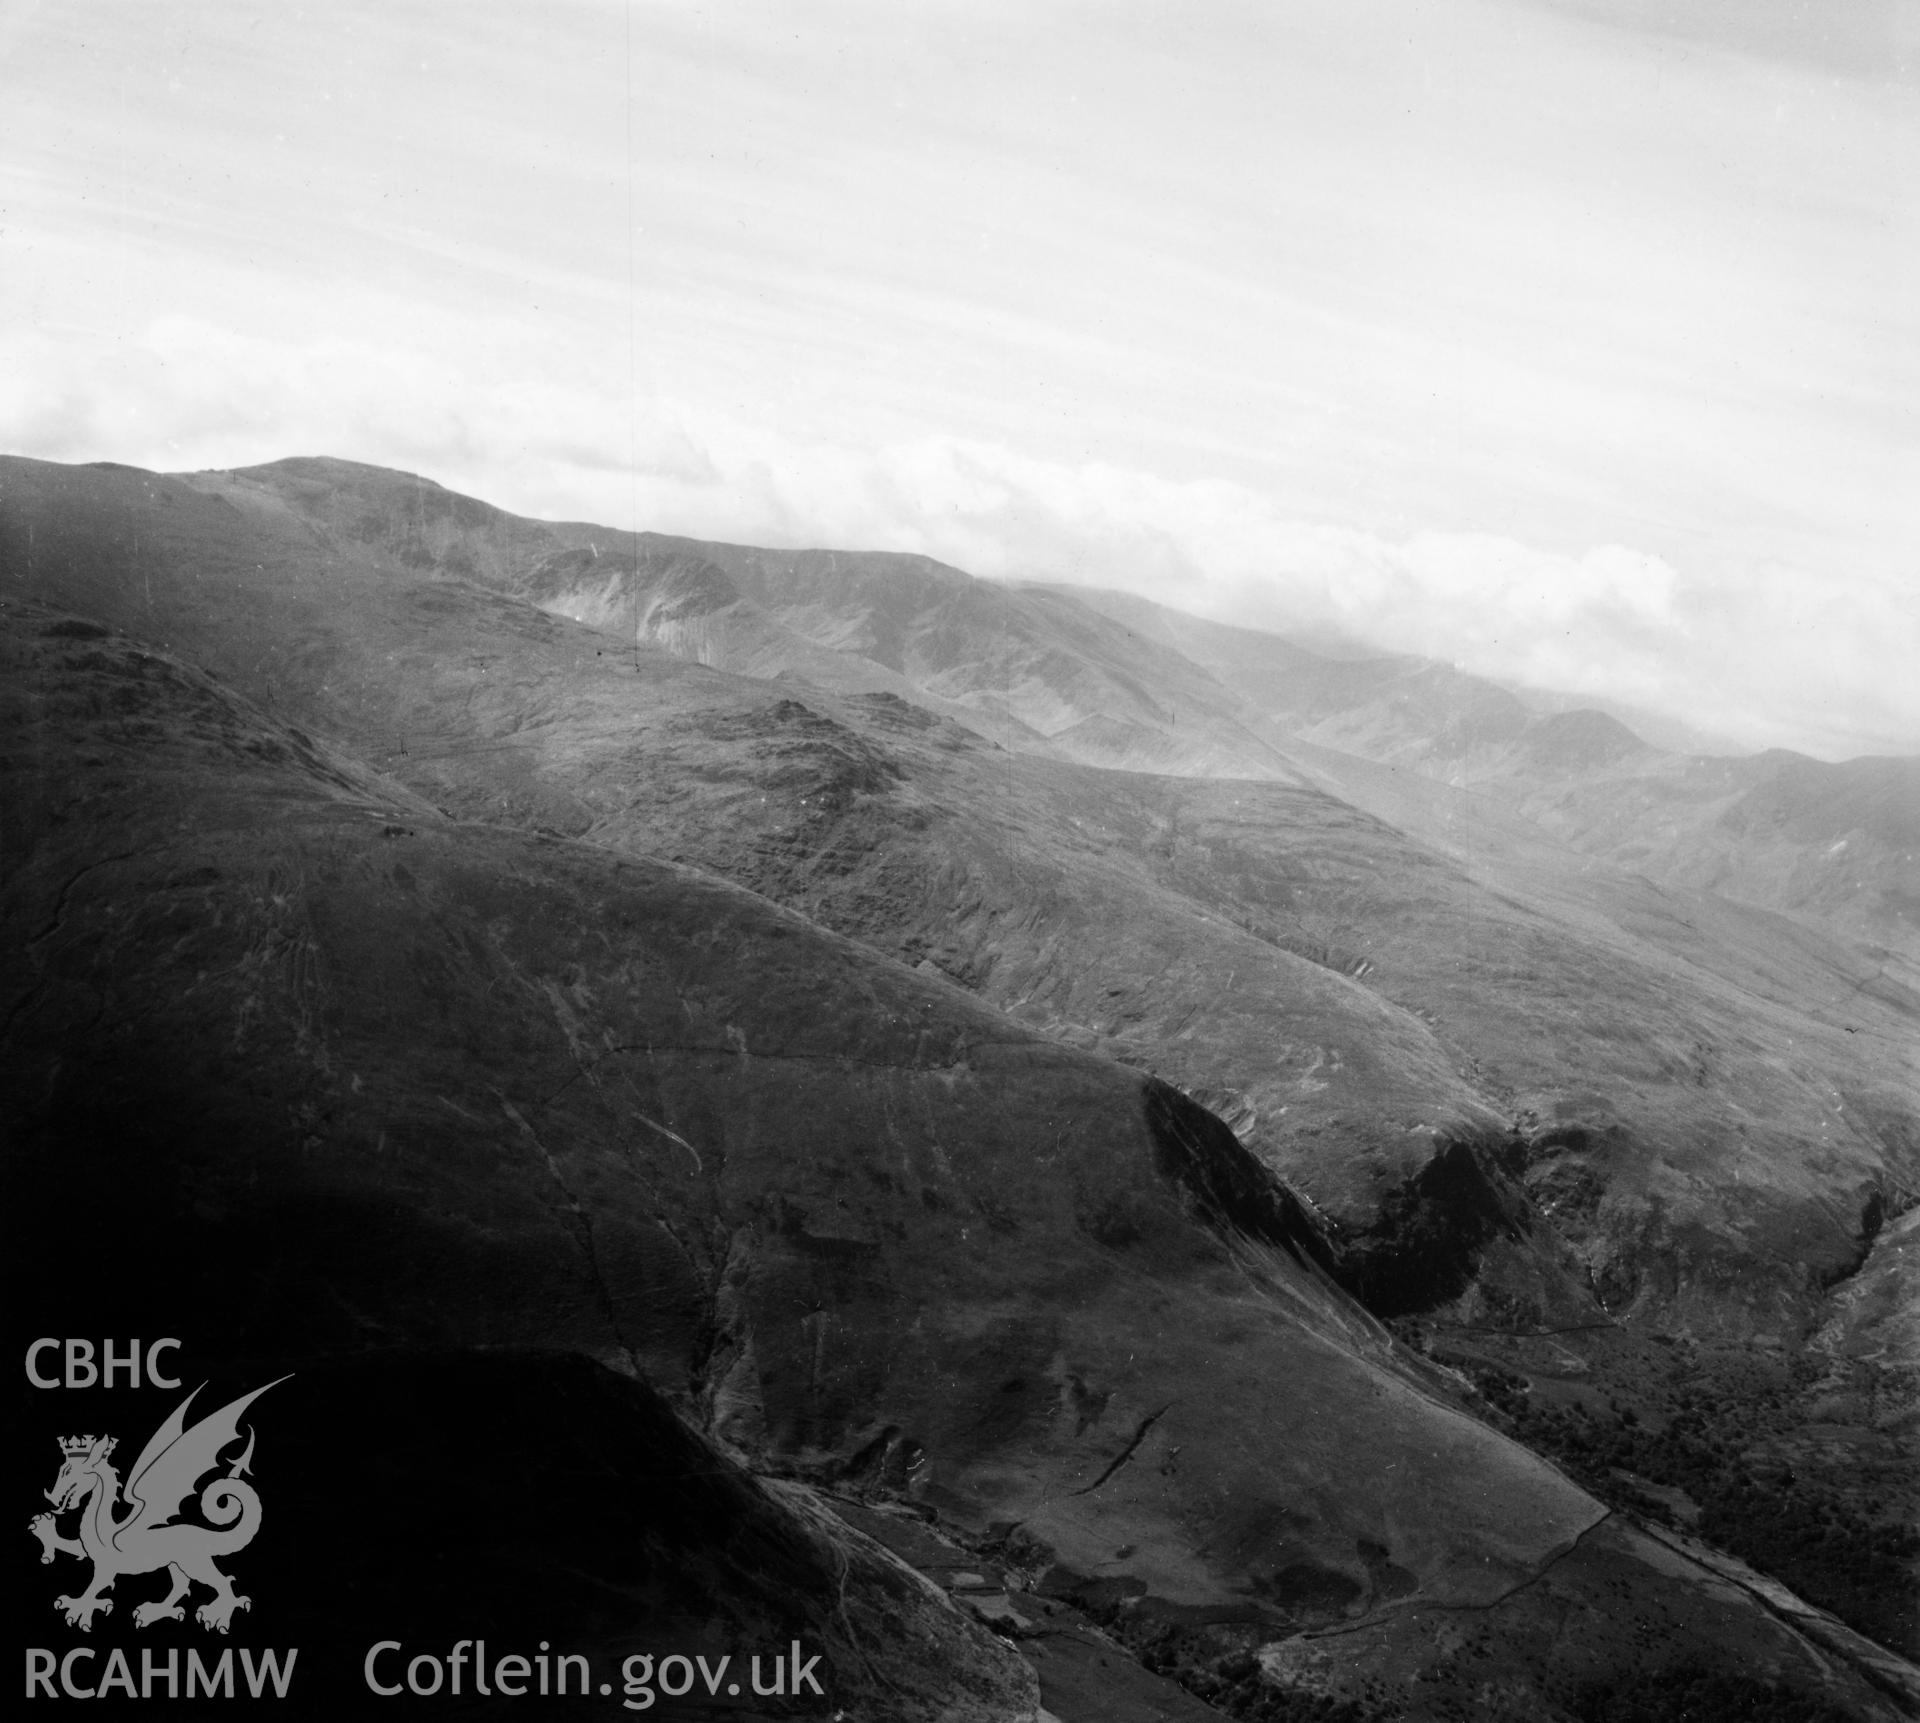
[1571,1668,1861,1723]
[1184,1660,1396,1723]
[1469,1368,1918,1658]
[1068,1608,1401,1721]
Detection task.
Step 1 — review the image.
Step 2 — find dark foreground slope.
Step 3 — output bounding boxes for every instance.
[10,605,1905,1719]
[2,458,1916,1715]
[4,457,1911,1342]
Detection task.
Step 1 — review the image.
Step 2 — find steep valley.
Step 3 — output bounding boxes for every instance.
[3,453,1916,1719]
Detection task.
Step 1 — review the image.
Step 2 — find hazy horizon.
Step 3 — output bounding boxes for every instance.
[5,1,1915,759]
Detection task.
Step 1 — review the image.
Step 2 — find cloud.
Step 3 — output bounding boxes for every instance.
[2,308,1913,760]
[600,424,1913,760]
[7,100,1912,768]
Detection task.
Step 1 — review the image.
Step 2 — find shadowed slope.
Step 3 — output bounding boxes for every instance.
[5,599,1910,1718]
[5,452,1919,1710]
[3,456,1910,1352]
[0,600,1593,1617]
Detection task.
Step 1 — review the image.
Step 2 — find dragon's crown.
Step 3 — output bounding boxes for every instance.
[58,1435,113,1458]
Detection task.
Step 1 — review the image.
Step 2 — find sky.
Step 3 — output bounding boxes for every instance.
[3,0,1916,757]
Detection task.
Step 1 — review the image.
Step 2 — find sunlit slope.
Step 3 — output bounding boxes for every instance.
[225,454,1918,968]
[1058,583,1920,966]
[1485,746,1920,967]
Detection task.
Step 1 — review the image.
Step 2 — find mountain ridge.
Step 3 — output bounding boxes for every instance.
[3,450,1915,1715]
[210,453,1920,973]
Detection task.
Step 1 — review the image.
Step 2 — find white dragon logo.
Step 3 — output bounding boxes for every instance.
[28,1377,289,1633]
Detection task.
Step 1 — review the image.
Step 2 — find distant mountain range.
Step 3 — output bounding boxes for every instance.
[4,452,1914,1720]
[214,454,1918,967]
